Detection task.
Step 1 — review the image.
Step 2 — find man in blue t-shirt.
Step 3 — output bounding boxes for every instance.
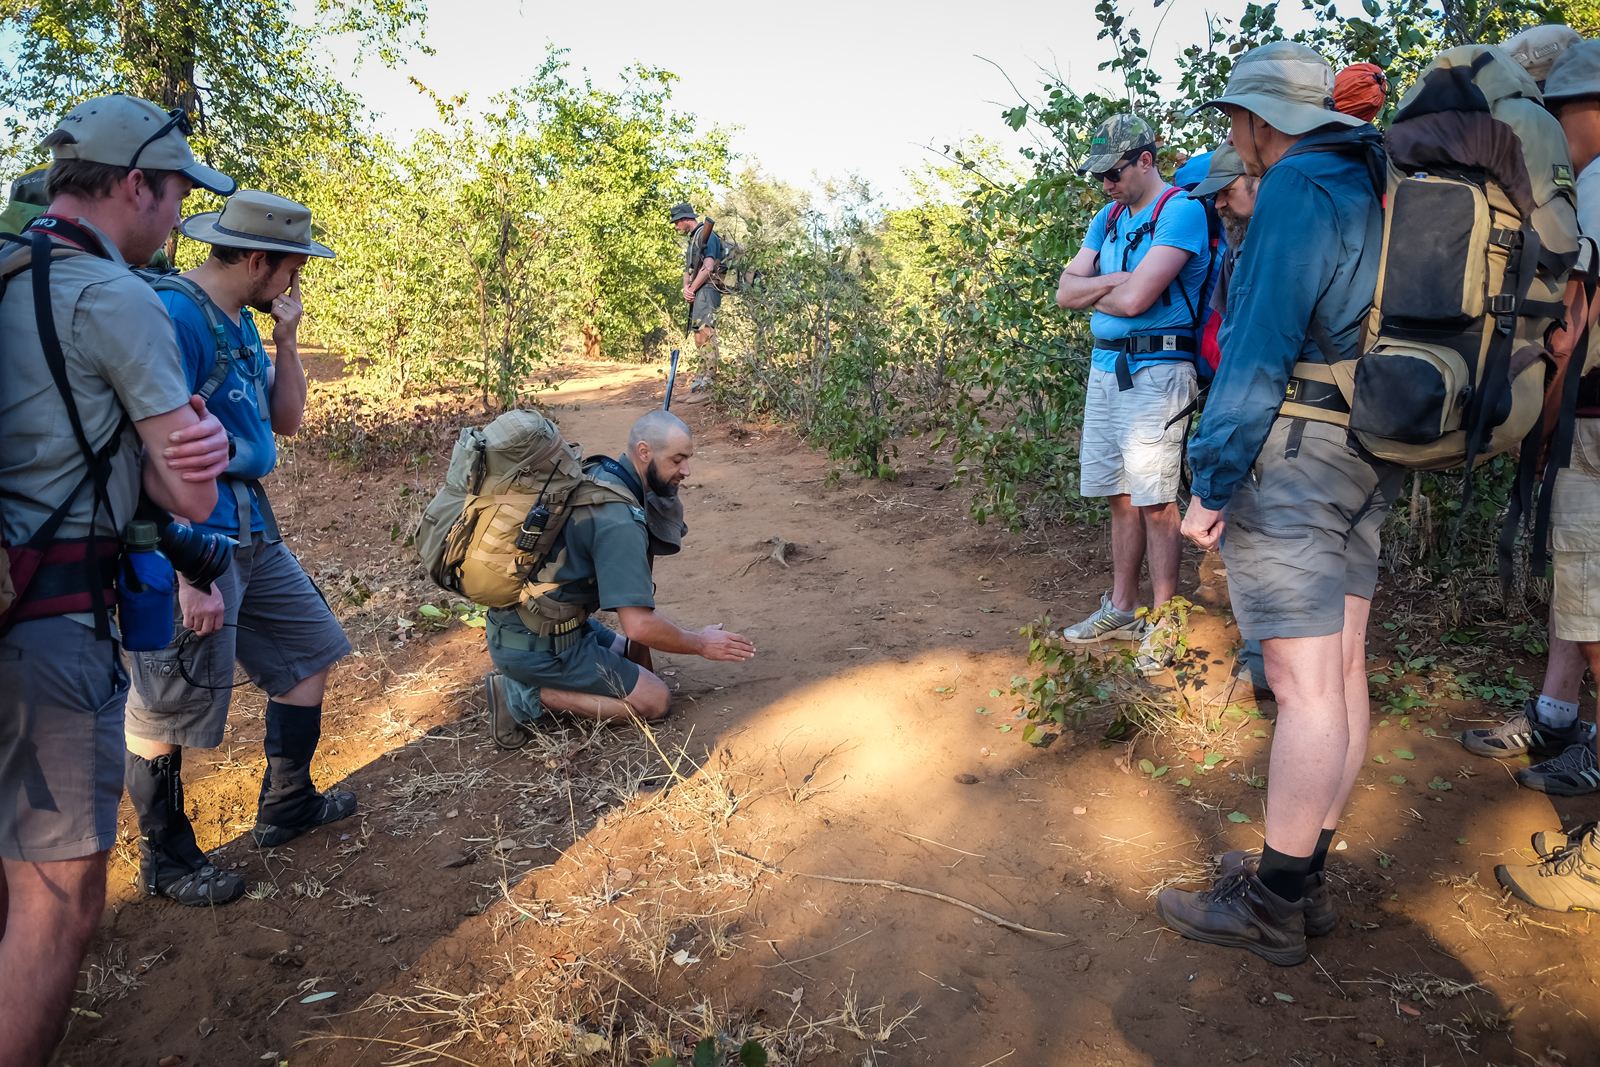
[124,191,356,908]
[1055,114,1212,667]
[671,201,725,403]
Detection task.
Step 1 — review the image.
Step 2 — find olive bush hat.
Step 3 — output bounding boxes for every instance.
[1544,39,1600,105]
[1079,113,1157,175]
[1505,24,1582,86]
[179,190,334,258]
[669,202,696,224]
[1188,145,1247,198]
[1195,41,1365,135]
[41,94,235,195]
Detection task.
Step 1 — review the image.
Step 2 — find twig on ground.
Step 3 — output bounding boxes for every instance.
[893,829,985,859]
[295,1034,485,1066]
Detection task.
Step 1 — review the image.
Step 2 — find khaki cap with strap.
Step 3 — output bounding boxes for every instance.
[1544,39,1600,105]
[1505,24,1583,86]
[42,94,235,195]
[1194,41,1365,135]
[178,190,335,258]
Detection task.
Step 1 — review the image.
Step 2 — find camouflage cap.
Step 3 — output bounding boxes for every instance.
[1504,24,1582,86]
[1194,41,1364,135]
[1188,145,1247,198]
[1544,39,1600,105]
[1078,114,1157,176]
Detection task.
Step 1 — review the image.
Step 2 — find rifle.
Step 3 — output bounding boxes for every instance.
[664,348,680,410]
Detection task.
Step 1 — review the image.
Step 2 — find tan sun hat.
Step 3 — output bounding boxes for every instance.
[178,190,334,258]
[1194,41,1364,135]
[1504,24,1583,86]
[40,94,235,195]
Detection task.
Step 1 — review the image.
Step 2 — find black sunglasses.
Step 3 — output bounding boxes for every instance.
[127,108,193,172]
[1093,157,1141,184]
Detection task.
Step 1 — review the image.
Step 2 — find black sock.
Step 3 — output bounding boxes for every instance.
[1256,845,1313,903]
[1307,828,1337,875]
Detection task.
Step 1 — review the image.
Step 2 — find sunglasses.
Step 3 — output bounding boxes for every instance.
[127,108,193,172]
[1093,158,1141,184]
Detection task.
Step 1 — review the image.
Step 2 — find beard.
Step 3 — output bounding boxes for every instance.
[645,459,679,498]
[1218,208,1250,251]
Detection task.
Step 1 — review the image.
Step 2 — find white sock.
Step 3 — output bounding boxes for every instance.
[1536,695,1580,729]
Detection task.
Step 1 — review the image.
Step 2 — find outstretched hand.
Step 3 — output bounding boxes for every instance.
[697,623,755,662]
[162,395,231,481]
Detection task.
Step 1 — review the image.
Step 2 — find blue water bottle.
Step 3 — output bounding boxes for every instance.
[118,520,176,651]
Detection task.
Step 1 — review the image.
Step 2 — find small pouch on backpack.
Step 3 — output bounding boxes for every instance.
[1349,340,1473,443]
[1375,176,1491,323]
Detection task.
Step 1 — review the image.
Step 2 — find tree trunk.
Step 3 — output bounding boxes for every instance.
[582,324,602,361]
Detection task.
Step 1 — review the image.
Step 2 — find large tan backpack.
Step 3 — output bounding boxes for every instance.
[416,410,639,610]
[1320,45,1583,472]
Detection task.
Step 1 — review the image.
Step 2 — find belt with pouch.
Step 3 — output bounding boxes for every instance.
[1280,361,1353,426]
[1095,334,1197,391]
[488,612,587,654]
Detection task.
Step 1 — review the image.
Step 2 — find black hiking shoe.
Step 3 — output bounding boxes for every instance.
[487,671,532,750]
[251,700,358,847]
[1461,699,1594,760]
[1517,741,1600,796]
[1220,850,1338,937]
[1156,869,1308,967]
[252,790,359,848]
[127,750,246,907]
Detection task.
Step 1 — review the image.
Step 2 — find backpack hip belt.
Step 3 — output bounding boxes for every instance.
[1281,361,1354,425]
[1096,333,1197,391]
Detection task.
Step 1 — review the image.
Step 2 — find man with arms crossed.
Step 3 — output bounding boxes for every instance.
[485,410,755,745]
[0,94,233,1065]
[125,191,354,908]
[1156,43,1398,966]
[1056,114,1212,669]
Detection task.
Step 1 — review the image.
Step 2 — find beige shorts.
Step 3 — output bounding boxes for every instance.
[1550,419,1600,642]
[1079,363,1197,507]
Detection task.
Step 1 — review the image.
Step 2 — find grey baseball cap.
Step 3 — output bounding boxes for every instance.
[1544,39,1600,105]
[40,94,235,195]
[1079,113,1157,175]
[1505,24,1583,86]
[1194,41,1364,135]
[1188,145,1248,198]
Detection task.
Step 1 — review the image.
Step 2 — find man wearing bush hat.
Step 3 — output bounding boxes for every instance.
[1161,41,1401,967]
[124,190,355,915]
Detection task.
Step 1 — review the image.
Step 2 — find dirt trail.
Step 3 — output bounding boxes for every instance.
[54,359,1600,1067]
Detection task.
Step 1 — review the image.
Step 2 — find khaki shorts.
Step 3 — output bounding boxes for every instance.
[1551,419,1600,642]
[0,618,128,861]
[126,536,351,748]
[1221,418,1404,641]
[690,285,721,330]
[1080,362,1197,507]
[486,612,641,723]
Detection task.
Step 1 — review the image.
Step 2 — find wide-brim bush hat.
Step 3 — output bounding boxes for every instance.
[1188,145,1248,198]
[41,94,235,195]
[179,189,334,258]
[669,202,697,224]
[1194,41,1365,135]
[1544,39,1600,105]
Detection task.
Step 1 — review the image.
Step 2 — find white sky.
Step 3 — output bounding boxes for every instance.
[333,0,1260,206]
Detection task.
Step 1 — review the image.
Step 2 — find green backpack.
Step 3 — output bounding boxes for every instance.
[416,410,639,614]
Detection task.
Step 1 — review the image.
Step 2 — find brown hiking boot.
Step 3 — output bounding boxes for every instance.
[1157,869,1308,967]
[1497,825,1600,912]
[1221,850,1338,936]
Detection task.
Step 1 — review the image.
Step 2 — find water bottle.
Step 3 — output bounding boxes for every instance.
[118,520,176,651]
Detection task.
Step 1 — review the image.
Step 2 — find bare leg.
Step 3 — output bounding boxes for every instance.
[1141,501,1183,608]
[0,853,108,1067]
[1326,595,1374,828]
[1582,641,1600,770]
[1260,623,1351,857]
[541,668,671,722]
[1542,636,1587,705]
[274,667,329,706]
[1108,493,1146,613]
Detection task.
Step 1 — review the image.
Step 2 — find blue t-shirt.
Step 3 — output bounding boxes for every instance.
[1081,185,1212,373]
[159,290,276,537]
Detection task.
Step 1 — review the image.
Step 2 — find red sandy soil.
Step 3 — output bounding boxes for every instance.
[51,358,1600,1067]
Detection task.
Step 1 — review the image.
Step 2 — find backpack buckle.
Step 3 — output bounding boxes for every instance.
[1488,294,1517,315]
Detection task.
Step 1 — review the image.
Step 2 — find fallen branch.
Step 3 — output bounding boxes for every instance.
[295,1035,485,1066]
[720,848,1075,939]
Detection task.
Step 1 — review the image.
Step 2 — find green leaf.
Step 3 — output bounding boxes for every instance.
[1204,754,1225,767]
[1427,777,1452,791]
[1372,754,1389,764]
[1177,777,1191,786]
[974,707,992,714]
[1378,719,1390,727]
[651,1059,678,1067]
[418,604,446,618]
[739,1041,769,1067]
[1251,730,1268,738]
[934,686,952,693]
[1393,749,1415,760]
[989,689,1001,697]
[1227,811,1252,823]
[694,1037,717,1067]
[1388,775,1407,785]
[1139,758,1156,775]
[1456,837,1469,844]
[1273,991,1296,1003]
[1151,765,1169,778]
[1422,727,1438,737]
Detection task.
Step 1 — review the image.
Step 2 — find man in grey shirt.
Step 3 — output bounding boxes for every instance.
[0,94,233,1066]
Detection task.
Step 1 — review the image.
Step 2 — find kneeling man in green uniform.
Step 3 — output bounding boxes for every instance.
[485,410,754,747]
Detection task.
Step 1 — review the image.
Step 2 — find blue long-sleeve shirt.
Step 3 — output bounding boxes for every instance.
[1187,126,1385,510]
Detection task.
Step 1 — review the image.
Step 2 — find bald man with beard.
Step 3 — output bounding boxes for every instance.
[483,410,756,748]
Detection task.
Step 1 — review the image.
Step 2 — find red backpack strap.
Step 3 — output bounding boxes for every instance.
[1147,186,1183,227]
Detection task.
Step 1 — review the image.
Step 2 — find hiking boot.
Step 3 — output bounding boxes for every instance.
[1517,741,1600,796]
[1062,593,1145,644]
[127,750,246,907]
[1496,825,1600,912]
[250,700,358,847]
[1460,699,1594,760]
[1531,822,1599,859]
[487,671,531,750]
[1220,850,1338,937]
[1156,869,1309,967]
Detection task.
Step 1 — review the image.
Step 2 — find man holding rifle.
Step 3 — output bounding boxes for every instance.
[671,202,723,404]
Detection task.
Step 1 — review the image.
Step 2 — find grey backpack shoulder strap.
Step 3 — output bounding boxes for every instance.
[148,274,233,400]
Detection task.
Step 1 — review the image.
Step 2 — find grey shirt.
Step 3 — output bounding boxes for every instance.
[0,218,192,546]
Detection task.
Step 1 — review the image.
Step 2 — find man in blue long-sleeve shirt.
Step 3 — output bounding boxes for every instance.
[1155,42,1404,967]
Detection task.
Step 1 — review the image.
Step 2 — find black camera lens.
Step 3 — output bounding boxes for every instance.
[158,522,236,593]
[514,504,550,552]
